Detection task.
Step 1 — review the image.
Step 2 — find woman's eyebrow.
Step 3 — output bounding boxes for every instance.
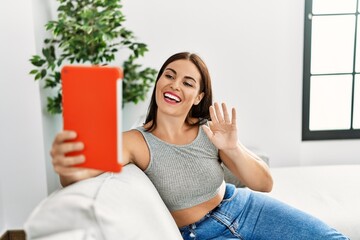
[165,67,197,83]
[165,68,176,74]
[184,76,196,83]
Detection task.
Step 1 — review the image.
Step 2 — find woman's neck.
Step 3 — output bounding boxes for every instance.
[149,112,198,144]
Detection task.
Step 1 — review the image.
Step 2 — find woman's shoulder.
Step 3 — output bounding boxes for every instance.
[123,128,150,170]
[123,128,145,141]
[123,128,151,149]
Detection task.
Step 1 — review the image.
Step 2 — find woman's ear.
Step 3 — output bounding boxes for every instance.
[194,92,205,105]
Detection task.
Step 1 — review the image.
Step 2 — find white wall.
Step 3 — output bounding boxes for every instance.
[122,0,360,167]
[31,0,63,196]
[0,0,47,233]
[0,182,4,235]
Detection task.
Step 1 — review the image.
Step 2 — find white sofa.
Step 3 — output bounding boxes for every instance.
[266,164,360,240]
[24,164,360,240]
[24,164,183,240]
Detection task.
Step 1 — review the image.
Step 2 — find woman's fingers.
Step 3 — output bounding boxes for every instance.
[214,102,224,123]
[211,102,233,124]
[50,130,86,173]
[50,141,84,158]
[221,103,231,123]
[53,131,77,145]
[53,165,88,177]
[58,142,84,154]
[231,107,237,125]
[51,131,84,156]
[52,154,85,167]
[52,154,87,177]
[209,105,218,123]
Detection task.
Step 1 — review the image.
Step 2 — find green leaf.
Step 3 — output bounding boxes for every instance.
[41,69,47,78]
[44,79,57,88]
[35,72,42,80]
[29,69,38,75]
[30,55,46,67]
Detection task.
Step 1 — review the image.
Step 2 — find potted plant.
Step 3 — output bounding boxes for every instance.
[29,0,157,114]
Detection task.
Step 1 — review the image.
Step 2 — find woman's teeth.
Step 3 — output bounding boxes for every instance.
[164,93,181,103]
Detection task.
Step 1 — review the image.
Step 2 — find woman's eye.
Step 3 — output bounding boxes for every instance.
[165,74,174,80]
[183,82,193,87]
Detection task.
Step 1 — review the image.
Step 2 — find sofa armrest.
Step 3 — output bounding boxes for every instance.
[24,164,182,240]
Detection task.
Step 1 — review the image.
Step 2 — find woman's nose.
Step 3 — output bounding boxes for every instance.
[170,79,180,90]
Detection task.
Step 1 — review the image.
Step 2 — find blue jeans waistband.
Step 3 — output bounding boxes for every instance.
[222,183,236,201]
[179,183,236,231]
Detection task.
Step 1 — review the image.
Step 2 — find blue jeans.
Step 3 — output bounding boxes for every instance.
[179,184,348,240]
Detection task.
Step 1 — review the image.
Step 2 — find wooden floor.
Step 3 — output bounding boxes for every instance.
[0,230,25,240]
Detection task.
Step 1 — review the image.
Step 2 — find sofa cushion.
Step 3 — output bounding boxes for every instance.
[24,164,182,240]
[267,165,360,239]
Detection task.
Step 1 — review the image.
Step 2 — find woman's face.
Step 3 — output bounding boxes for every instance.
[155,59,204,117]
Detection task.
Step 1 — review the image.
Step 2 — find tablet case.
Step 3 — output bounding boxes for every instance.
[61,65,123,172]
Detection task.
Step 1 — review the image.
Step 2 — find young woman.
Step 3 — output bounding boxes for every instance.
[51,52,348,239]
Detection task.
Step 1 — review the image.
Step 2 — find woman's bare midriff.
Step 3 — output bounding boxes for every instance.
[171,181,226,228]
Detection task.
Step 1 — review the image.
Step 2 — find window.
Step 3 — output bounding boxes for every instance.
[303,0,360,140]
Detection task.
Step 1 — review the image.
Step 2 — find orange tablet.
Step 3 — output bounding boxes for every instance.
[61,65,123,172]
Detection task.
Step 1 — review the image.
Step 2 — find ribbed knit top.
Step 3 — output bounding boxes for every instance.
[136,125,224,211]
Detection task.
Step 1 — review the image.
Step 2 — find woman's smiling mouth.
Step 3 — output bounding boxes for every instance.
[164,92,181,104]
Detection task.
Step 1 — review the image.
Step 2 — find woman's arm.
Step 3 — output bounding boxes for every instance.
[51,130,136,187]
[219,144,273,192]
[202,102,273,192]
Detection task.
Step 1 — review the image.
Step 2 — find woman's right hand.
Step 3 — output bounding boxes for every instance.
[50,130,103,187]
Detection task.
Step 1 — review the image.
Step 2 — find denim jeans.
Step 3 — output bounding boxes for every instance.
[179,184,348,240]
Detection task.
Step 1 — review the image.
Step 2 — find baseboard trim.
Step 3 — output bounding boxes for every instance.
[0,230,25,240]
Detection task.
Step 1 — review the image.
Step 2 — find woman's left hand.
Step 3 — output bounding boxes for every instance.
[202,102,239,150]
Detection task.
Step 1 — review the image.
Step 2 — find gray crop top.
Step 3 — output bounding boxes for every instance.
[136,125,224,211]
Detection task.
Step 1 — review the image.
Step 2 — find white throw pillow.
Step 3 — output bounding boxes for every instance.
[24,164,183,240]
